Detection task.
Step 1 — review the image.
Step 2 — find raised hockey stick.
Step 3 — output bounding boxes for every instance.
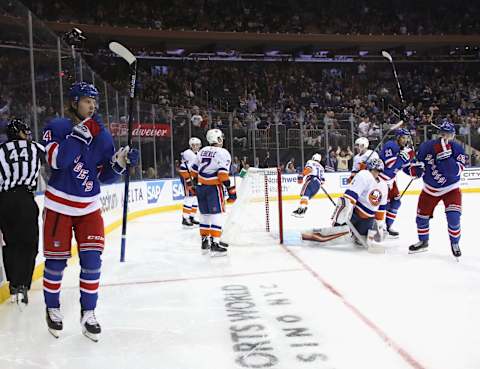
[109,41,137,262]
[320,185,336,206]
[362,50,407,163]
[381,50,405,105]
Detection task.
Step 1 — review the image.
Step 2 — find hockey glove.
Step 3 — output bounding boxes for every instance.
[70,117,102,145]
[297,175,304,184]
[227,186,237,203]
[111,146,140,174]
[409,161,425,178]
[399,149,411,163]
[185,178,196,196]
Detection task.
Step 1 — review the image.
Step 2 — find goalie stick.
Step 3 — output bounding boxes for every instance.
[109,41,137,262]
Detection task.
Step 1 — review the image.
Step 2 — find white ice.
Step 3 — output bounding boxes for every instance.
[1,194,480,369]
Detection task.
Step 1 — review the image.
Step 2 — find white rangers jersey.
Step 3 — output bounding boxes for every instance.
[343,169,388,219]
[352,150,379,172]
[303,160,325,180]
[192,146,231,185]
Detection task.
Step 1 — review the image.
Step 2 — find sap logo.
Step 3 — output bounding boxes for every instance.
[147,181,165,204]
[172,180,185,200]
[340,176,350,187]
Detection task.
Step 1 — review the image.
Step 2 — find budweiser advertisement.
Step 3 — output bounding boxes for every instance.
[110,122,171,138]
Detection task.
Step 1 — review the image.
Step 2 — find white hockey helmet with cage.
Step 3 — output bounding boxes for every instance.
[206,129,224,145]
[367,157,384,172]
[312,153,322,163]
[355,137,369,150]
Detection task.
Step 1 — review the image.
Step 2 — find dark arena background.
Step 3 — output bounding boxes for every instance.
[1,1,480,368]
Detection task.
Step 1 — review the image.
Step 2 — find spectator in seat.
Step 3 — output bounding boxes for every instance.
[336,146,353,172]
[358,116,370,137]
[285,158,296,174]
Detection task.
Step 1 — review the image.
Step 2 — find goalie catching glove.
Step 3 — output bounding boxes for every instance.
[111,146,140,174]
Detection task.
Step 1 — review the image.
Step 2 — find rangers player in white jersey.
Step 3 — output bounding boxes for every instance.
[178,137,201,227]
[302,158,388,250]
[292,153,325,217]
[349,137,379,182]
[191,129,236,256]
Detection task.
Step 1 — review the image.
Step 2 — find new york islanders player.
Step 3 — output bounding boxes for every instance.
[408,119,465,258]
[292,153,325,217]
[349,137,379,181]
[378,129,414,237]
[191,129,236,256]
[179,137,201,227]
[42,82,139,340]
[303,158,388,249]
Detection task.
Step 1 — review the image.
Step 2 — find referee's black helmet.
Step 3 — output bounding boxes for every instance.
[6,119,32,141]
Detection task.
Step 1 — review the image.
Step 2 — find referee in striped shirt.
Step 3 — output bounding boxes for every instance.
[0,118,45,306]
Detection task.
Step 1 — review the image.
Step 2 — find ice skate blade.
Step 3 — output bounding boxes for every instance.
[210,251,228,258]
[408,248,428,254]
[82,329,99,342]
[387,234,400,239]
[291,213,304,218]
[48,328,60,339]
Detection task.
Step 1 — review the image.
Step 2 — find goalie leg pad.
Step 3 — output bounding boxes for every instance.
[331,197,354,226]
[302,225,350,243]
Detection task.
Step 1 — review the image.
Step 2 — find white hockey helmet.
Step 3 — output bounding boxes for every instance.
[206,128,224,145]
[312,153,322,163]
[355,137,369,150]
[189,137,202,151]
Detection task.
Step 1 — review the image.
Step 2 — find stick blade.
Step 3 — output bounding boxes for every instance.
[109,42,136,65]
[381,50,393,62]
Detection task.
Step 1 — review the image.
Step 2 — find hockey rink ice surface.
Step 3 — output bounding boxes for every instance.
[1,193,480,369]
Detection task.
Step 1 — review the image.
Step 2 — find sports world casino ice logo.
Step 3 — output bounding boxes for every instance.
[146,181,165,204]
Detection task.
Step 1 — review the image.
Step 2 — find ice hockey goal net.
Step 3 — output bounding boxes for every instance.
[222,167,284,245]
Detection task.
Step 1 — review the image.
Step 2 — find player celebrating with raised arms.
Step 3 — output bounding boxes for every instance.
[292,153,325,218]
[408,119,466,259]
[178,137,201,227]
[42,82,139,341]
[378,128,414,237]
[191,129,236,256]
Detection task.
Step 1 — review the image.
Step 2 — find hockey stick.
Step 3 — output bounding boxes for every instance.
[381,50,405,105]
[320,185,336,206]
[362,50,406,163]
[109,41,137,262]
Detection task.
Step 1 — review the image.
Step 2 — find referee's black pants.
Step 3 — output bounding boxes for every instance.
[0,187,39,291]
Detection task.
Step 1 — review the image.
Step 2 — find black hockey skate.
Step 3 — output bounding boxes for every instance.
[189,216,200,226]
[409,240,429,254]
[292,207,307,218]
[210,241,228,257]
[386,226,400,238]
[182,217,194,228]
[450,243,461,259]
[201,236,210,254]
[81,310,101,342]
[46,308,63,338]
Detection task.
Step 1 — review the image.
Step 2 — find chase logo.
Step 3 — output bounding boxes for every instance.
[146,181,165,204]
[340,176,350,187]
[172,179,185,200]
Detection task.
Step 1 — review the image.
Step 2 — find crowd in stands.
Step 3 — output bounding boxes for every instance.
[3,52,480,176]
[20,0,480,35]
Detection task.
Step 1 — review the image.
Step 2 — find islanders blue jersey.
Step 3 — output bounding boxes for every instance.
[378,140,410,182]
[42,114,120,215]
[416,139,466,197]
